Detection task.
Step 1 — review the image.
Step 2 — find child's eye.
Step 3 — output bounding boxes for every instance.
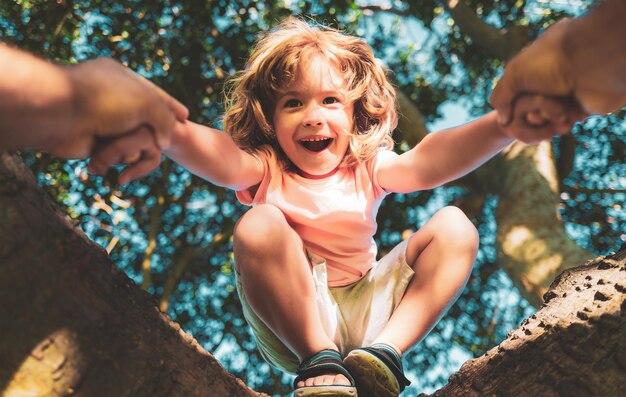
[284,99,302,108]
[323,97,339,105]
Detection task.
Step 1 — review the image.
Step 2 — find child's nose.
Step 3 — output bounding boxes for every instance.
[303,119,323,127]
[302,107,324,127]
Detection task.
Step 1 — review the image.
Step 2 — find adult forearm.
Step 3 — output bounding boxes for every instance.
[565,0,626,69]
[0,44,74,151]
[563,0,626,113]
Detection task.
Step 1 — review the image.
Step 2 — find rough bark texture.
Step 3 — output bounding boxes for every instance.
[0,152,264,397]
[422,247,626,397]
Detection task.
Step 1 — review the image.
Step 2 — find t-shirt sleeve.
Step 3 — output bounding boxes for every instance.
[235,148,272,206]
[368,149,398,199]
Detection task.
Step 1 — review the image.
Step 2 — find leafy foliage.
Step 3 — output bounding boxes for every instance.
[2,1,623,395]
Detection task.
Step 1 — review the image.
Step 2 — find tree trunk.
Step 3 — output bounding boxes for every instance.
[423,247,626,397]
[0,152,264,397]
[492,142,593,307]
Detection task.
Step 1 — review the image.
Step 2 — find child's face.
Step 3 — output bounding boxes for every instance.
[273,54,353,177]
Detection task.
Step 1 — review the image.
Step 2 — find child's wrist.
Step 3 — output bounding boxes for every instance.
[163,120,188,156]
[490,111,515,142]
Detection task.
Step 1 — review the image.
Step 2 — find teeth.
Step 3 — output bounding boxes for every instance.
[300,137,331,142]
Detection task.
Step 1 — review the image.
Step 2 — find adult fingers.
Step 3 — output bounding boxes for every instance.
[490,75,517,126]
[525,111,548,127]
[500,122,559,144]
[88,127,157,175]
[118,148,162,185]
[515,95,578,135]
[514,95,567,120]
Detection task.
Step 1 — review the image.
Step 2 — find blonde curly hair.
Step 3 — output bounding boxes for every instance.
[223,16,397,169]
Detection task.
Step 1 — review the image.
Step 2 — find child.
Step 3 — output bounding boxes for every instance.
[89,17,577,397]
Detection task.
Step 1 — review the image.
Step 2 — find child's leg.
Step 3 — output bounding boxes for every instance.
[373,206,479,354]
[233,204,350,387]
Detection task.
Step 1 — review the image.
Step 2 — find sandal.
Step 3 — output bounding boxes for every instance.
[343,343,411,397]
[293,349,358,396]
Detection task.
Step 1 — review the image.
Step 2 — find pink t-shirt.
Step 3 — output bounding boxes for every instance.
[236,147,393,287]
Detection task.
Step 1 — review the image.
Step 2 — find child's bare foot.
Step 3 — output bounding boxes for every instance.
[295,373,351,388]
[293,350,356,396]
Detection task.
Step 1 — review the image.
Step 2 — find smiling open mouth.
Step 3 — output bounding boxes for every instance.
[299,137,333,152]
[300,138,333,152]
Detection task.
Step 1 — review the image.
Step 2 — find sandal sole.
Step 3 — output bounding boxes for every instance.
[343,350,399,397]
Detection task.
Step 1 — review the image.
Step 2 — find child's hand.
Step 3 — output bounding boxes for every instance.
[497,94,588,144]
[87,126,163,185]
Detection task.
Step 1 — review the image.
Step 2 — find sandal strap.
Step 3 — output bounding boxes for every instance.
[293,349,355,387]
[361,343,411,391]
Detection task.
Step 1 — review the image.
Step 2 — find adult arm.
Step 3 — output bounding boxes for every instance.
[491,0,626,122]
[0,44,188,157]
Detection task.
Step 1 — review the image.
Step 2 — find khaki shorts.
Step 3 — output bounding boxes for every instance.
[235,239,415,374]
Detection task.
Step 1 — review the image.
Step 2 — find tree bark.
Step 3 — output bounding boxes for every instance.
[423,247,626,397]
[0,152,264,397]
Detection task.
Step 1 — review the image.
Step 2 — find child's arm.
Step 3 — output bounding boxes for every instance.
[378,94,579,193]
[164,120,264,190]
[377,111,513,193]
[89,120,264,190]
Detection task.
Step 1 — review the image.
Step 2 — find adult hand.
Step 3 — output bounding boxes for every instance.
[497,94,585,145]
[60,58,188,158]
[0,44,188,158]
[490,19,576,126]
[87,126,164,185]
[492,0,626,122]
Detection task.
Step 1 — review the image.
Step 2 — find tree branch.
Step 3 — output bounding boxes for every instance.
[423,248,626,396]
[141,185,163,291]
[395,89,430,146]
[0,152,265,396]
[443,0,529,60]
[556,133,577,186]
[141,163,169,291]
[359,4,411,18]
[159,226,233,312]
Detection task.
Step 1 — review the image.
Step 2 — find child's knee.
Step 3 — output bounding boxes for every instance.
[234,204,290,255]
[434,206,479,252]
